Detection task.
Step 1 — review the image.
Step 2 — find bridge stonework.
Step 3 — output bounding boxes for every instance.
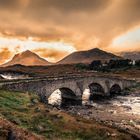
[0,76,136,104]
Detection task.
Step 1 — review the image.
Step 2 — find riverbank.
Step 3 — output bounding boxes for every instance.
[65,91,140,139]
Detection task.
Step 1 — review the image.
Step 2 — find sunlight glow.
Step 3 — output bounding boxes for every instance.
[110,26,140,52]
[0,36,76,54]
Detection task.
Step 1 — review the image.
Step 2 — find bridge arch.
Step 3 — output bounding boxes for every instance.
[110,84,122,95]
[48,87,81,107]
[82,82,105,104]
[89,83,105,95]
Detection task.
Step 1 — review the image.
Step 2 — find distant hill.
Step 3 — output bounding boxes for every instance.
[1,50,51,67]
[119,52,140,60]
[58,48,121,64]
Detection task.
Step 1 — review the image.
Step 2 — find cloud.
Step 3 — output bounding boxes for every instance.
[0,48,12,64]
[0,36,76,62]
[0,0,29,10]
[0,0,140,63]
[107,26,140,52]
[33,48,70,62]
[0,0,17,9]
[27,0,111,13]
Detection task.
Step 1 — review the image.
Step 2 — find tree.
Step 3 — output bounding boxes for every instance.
[136,60,140,67]
[108,59,132,69]
[89,60,102,70]
[75,63,88,70]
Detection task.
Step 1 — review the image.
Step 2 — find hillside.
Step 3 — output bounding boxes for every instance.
[1,50,51,67]
[58,48,121,64]
[120,52,140,60]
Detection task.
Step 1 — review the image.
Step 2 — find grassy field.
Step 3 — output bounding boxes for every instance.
[0,90,135,140]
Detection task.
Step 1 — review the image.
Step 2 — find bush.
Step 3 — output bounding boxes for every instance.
[108,59,132,69]
[136,60,140,67]
[89,60,102,70]
[90,60,102,67]
[75,63,88,70]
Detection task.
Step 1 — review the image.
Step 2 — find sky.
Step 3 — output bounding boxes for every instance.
[0,0,140,64]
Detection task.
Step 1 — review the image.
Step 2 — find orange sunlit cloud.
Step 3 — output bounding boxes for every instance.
[0,36,76,63]
[33,48,70,62]
[0,47,12,64]
[107,26,140,52]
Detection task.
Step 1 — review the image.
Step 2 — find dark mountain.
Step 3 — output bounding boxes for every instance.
[58,48,121,64]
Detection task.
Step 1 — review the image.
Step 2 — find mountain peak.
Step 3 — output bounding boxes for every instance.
[90,48,101,51]
[19,50,36,56]
[58,48,121,64]
[87,48,103,53]
[12,50,38,60]
[21,50,33,54]
[1,50,51,67]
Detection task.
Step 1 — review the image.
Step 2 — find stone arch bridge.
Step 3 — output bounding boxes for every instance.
[0,75,136,106]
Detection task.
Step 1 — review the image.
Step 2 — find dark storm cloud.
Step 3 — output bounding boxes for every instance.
[0,0,16,6]
[0,0,19,9]
[23,0,112,24]
[28,0,111,12]
[0,0,112,14]
[0,0,140,52]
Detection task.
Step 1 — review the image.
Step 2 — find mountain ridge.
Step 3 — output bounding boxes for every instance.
[119,51,140,60]
[1,50,51,67]
[1,48,122,67]
[58,48,121,64]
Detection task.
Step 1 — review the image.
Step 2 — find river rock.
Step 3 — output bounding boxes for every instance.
[111,133,117,137]
[122,105,132,111]
[129,120,136,126]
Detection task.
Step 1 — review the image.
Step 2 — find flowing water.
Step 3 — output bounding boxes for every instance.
[109,95,140,115]
[0,73,29,80]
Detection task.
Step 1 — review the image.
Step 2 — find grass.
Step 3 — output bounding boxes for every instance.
[0,90,134,140]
